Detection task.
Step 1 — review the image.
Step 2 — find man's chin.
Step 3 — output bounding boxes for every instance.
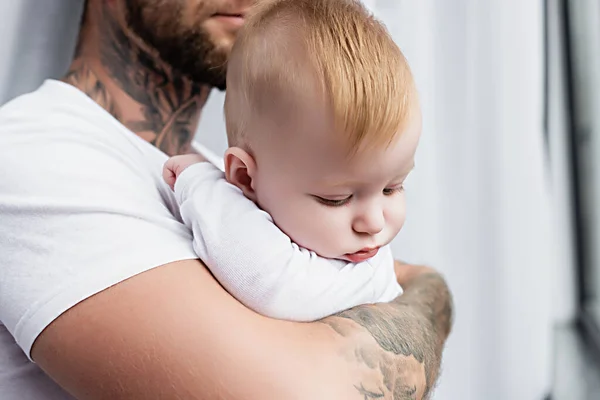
[186,66,227,91]
[186,46,229,90]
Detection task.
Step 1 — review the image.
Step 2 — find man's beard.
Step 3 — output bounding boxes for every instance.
[124,0,228,90]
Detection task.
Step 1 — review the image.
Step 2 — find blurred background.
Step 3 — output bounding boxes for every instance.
[1,0,599,399]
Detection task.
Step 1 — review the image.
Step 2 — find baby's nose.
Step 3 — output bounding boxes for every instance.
[352,207,385,235]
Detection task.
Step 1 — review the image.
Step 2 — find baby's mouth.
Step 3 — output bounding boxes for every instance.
[344,247,380,263]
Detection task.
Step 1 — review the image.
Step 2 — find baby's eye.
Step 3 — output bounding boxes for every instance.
[383,186,403,196]
[313,195,352,207]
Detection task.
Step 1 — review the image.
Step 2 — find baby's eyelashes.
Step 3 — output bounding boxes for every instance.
[383,185,404,196]
[312,186,404,206]
[312,194,353,207]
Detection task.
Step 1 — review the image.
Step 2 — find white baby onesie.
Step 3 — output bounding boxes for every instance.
[174,161,402,321]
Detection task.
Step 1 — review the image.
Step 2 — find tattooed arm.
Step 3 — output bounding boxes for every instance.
[32,258,451,400]
[322,262,452,400]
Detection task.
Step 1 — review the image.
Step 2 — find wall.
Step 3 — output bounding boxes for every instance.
[0,0,82,104]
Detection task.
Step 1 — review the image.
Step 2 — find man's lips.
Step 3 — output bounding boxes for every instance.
[345,247,380,263]
[211,12,246,28]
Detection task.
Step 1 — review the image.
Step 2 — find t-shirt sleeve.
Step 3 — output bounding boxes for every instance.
[0,129,197,360]
[174,162,402,321]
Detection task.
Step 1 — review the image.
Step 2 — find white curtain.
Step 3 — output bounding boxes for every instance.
[368,1,556,399]
[0,1,562,399]
[200,2,558,398]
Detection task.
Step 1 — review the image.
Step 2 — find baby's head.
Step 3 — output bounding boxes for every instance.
[223,0,421,262]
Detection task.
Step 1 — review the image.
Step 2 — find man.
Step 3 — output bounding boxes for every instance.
[0,0,453,399]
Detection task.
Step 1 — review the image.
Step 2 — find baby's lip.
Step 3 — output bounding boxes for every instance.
[344,247,380,263]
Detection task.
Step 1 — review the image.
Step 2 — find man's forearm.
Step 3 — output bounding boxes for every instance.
[320,269,453,399]
[33,257,451,400]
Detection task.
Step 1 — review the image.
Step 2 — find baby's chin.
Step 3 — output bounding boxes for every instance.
[298,245,346,262]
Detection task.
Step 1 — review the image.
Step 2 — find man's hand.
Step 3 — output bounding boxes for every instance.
[394,260,437,286]
[163,154,207,190]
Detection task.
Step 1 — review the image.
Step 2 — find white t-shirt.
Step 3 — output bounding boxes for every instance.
[0,80,199,399]
[174,162,402,321]
[0,80,402,398]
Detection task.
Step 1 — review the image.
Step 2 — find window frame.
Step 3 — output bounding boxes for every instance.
[562,0,600,356]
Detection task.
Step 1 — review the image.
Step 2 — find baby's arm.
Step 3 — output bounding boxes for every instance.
[171,161,402,321]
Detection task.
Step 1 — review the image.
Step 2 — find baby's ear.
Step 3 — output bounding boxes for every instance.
[224,147,258,202]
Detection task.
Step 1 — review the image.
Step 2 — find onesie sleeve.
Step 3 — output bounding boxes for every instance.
[175,162,402,321]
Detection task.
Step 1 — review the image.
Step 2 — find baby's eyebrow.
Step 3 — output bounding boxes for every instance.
[319,163,416,187]
[320,179,362,188]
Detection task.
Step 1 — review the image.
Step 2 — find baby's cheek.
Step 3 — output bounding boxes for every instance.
[302,209,349,257]
[262,189,346,257]
[280,205,338,256]
[387,196,407,234]
[263,197,317,248]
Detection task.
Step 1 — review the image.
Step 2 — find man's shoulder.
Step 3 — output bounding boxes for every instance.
[0,80,116,137]
[0,81,175,221]
[0,80,165,179]
[1,80,88,118]
[0,85,196,363]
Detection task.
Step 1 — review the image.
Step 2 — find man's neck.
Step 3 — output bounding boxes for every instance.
[63,3,211,156]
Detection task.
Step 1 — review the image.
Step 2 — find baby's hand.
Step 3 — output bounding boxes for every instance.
[163,154,207,190]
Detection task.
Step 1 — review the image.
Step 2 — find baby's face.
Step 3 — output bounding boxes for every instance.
[248,109,421,262]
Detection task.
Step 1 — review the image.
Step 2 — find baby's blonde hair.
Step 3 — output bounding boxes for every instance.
[224,0,417,153]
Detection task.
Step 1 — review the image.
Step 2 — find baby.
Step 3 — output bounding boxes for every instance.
[163,0,421,321]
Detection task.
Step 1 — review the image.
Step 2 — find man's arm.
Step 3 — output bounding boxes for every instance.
[321,261,453,399]
[32,259,452,400]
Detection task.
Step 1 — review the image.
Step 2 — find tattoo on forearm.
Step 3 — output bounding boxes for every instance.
[321,273,452,400]
[355,383,384,399]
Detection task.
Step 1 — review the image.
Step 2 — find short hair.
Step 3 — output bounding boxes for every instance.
[224,0,417,154]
